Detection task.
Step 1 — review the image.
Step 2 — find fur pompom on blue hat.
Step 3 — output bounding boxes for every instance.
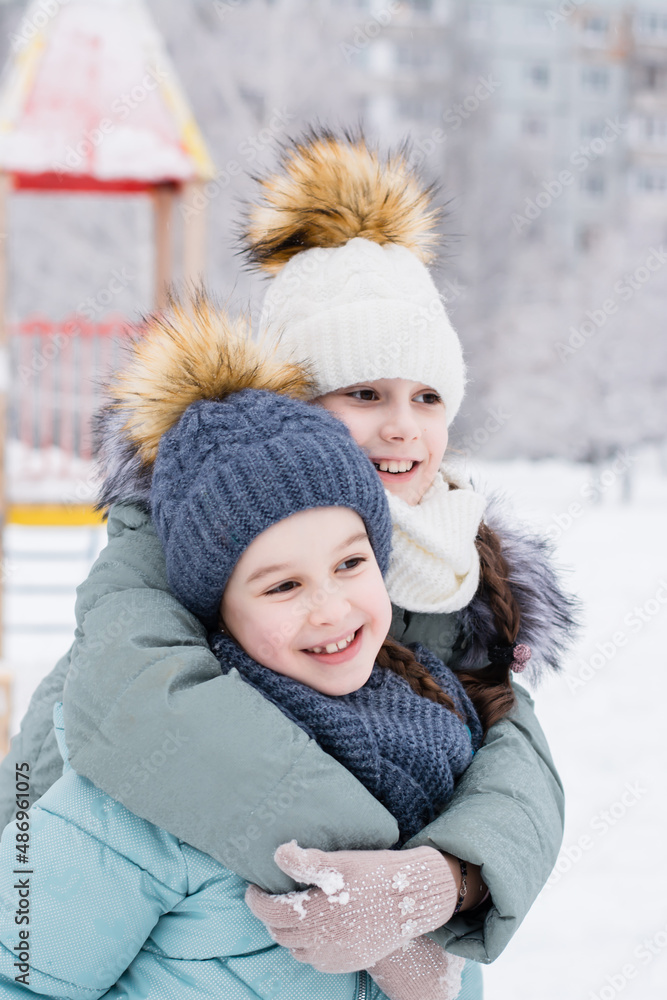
[150,389,392,626]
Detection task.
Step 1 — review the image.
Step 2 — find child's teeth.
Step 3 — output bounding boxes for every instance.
[310,632,356,654]
[376,460,414,473]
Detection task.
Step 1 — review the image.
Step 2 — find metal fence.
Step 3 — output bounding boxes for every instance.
[8,316,135,487]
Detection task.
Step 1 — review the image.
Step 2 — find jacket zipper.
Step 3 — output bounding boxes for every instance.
[356,969,368,1000]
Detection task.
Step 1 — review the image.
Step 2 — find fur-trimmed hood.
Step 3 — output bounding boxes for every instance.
[459,492,581,684]
[93,295,581,681]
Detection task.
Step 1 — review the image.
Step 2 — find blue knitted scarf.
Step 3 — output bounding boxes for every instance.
[211,634,483,844]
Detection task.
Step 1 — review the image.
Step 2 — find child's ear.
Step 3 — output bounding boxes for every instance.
[217,597,226,634]
[219,617,236,643]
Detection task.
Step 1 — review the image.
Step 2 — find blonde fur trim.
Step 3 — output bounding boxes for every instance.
[110,292,314,465]
[241,127,441,274]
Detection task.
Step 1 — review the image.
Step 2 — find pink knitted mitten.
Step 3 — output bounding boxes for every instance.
[245,840,459,973]
[368,936,465,1000]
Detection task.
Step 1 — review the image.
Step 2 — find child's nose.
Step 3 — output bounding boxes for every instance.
[307,590,351,628]
[379,406,420,442]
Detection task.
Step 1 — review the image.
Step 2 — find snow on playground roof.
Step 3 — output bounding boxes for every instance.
[0,0,215,189]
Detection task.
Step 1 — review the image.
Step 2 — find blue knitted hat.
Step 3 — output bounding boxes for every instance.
[150,389,392,625]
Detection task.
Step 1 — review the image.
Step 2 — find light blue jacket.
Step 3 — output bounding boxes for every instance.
[0,705,394,1000]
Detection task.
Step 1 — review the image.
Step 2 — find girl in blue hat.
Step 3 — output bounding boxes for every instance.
[0,343,498,1000]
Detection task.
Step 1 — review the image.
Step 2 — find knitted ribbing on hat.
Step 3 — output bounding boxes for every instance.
[150,389,392,626]
[211,632,482,844]
[384,463,488,615]
[259,238,466,426]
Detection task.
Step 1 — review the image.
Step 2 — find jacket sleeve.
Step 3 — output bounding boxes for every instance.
[64,503,399,893]
[0,711,187,999]
[404,681,564,964]
[0,652,70,830]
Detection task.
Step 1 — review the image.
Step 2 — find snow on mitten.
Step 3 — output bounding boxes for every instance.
[245,840,458,973]
[368,936,465,1000]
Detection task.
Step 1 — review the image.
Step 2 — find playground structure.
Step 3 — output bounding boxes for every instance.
[0,0,215,748]
[9,315,133,502]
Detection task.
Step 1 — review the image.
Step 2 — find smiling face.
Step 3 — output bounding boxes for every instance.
[316,378,449,505]
[220,506,392,696]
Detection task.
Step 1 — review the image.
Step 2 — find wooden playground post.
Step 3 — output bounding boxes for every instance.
[153,184,176,311]
[182,180,207,287]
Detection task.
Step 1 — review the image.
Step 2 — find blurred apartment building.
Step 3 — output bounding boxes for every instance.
[351,0,667,257]
[340,0,667,251]
[629,6,667,246]
[335,0,667,457]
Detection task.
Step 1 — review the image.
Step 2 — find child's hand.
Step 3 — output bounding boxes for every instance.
[368,936,465,1000]
[244,840,458,973]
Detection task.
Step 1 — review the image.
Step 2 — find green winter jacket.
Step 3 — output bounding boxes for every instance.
[0,502,565,964]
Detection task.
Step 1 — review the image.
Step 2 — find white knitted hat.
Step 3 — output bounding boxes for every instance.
[259,237,465,425]
[243,130,466,425]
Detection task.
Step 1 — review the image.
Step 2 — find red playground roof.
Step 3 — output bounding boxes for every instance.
[0,0,215,190]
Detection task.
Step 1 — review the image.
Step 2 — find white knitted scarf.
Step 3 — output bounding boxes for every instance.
[384,462,487,614]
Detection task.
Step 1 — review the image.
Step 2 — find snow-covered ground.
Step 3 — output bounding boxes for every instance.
[2,523,105,723]
[2,452,666,999]
[473,452,667,1000]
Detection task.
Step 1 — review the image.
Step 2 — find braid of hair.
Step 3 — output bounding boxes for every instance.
[376,637,463,721]
[455,520,523,731]
[476,521,521,644]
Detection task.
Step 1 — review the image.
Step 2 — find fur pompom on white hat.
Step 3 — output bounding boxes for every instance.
[240,129,466,425]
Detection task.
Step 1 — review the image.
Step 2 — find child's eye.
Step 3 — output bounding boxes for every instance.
[414,391,442,405]
[336,556,366,572]
[347,388,379,401]
[266,580,300,595]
